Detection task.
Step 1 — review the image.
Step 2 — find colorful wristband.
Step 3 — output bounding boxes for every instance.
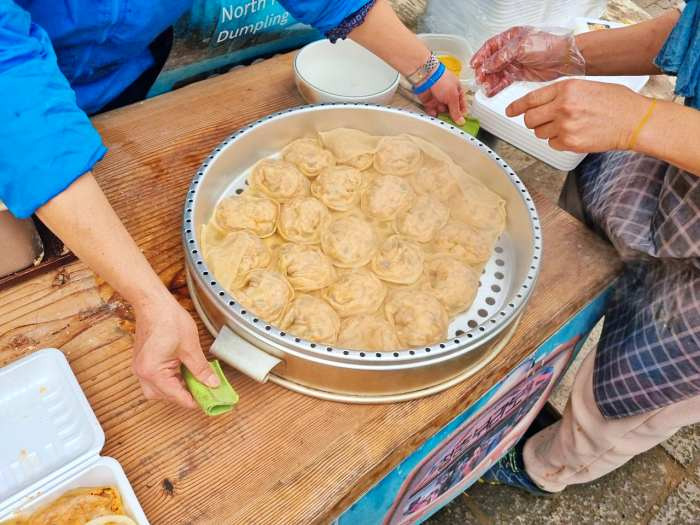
[407,53,439,86]
[413,62,446,95]
[627,98,657,150]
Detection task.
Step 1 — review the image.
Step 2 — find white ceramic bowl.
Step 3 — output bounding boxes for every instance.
[294,39,399,105]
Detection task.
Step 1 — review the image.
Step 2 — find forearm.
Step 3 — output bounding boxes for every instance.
[633,100,700,176]
[577,9,680,76]
[35,172,173,309]
[348,0,429,77]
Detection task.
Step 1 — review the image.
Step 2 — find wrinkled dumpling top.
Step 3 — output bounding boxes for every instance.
[432,221,498,266]
[395,195,450,243]
[323,268,386,317]
[318,128,378,170]
[234,269,294,323]
[280,294,340,344]
[278,196,330,244]
[385,289,448,347]
[321,214,378,268]
[409,156,459,203]
[337,314,401,351]
[374,135,422,176]
[371,235,424,284]
[361,175,415,222]
[250,158,309,202]
[311,165,364,211]
[276,243,336,292]
[449,168,507,234]
[204,230,271,291]
[282,137,335,178]
[200,217,228,259]
[422,256,480,315]
[214,194,279,238]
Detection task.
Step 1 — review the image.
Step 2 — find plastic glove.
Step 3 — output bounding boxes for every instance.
[470,26,586,97]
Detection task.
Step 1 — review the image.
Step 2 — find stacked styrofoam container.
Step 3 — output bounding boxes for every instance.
[0,349,148,524]
[418,0,607,51]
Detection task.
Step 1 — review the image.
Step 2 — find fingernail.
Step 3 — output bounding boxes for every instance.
[457,117,466,125]
[205,374,220,388]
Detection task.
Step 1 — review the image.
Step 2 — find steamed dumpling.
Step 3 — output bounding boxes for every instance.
[385,289,449,347]
[323,269,386,317]
[409,156,460,202]
[280,294,340,344]
[337,314,401,351]
[282,137,335,178]
[432,221,498,266]
[200,219,228,260]
[262,232,287,253]
[250,158,309,202]
[449,169,507,233]
[361,175,415,222]
[395,195,450,243]
[278,196,330,244]
[374,135,422,176]
[318,128,378,170]
[422,257,480,315]
[234,269,294,323]
[276,243,336,292]
[214,194,278,238]
[321,214,378,268]
[205,231,271,291]
[311,165,364,211]
[371,235,424,284]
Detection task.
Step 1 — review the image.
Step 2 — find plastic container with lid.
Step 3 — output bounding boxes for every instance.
[0,349,148,524]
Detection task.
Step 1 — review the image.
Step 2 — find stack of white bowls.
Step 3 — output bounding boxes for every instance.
[418,0,607,50]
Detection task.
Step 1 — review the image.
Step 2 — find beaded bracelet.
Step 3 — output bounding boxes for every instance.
[413,62,446,95]
[407,53,439,86]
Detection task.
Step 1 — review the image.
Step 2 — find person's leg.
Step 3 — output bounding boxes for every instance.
[523,348,700,492]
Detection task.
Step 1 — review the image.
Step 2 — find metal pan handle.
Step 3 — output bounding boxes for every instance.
[211,326,281,383]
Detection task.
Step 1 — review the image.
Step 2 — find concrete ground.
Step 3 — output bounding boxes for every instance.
[428,1,699,523]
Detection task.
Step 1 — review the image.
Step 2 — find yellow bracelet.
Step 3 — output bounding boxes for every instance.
[627,98,657,150]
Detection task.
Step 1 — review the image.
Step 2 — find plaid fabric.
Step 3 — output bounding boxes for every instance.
[575,151,700,419]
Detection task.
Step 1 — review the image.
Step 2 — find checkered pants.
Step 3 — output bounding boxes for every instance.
[574,152,700,418]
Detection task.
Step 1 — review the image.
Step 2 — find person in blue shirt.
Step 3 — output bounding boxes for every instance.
[0,0,465,408]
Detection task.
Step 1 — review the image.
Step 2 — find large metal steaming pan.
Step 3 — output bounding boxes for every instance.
[183,104,542,403]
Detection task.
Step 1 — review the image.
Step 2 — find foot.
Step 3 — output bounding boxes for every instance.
[479,439,552,496]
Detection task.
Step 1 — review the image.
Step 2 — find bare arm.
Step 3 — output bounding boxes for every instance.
[634,99,700,176]
[508,79,700,177]
[349,0,467,123]
[577,9,681,76]
[36,173,219,407]
[349,0,428,78]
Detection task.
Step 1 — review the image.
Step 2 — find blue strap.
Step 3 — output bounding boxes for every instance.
[413,62,446,95]
[655,1,700,109]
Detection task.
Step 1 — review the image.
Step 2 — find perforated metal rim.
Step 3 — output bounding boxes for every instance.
[183,103,542,363]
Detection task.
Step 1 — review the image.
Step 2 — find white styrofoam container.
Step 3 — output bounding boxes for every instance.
[419,0,607,52]
[471,18,649,171]
[0,349,148,524]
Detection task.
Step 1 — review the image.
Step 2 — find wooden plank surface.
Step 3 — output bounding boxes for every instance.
[0,52,621,525]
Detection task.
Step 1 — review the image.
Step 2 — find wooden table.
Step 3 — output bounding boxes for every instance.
[0,53,621,524]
